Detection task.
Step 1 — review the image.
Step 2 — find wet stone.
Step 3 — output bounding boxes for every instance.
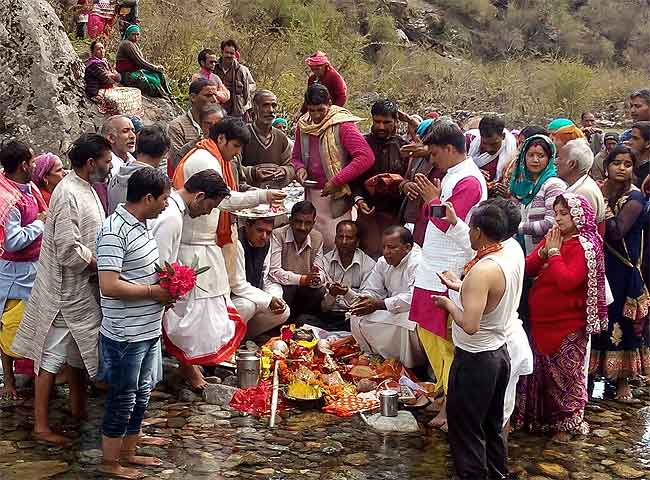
[536,462,570,479]
[204,384,238,406]
[178,388,202,403]
[0,440,17,455]
[3,460,70,480]
[343,452,370,466]
[167,417,187,428]
[609,464,645,479]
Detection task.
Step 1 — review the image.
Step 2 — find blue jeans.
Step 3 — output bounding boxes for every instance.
[100,334,158,438]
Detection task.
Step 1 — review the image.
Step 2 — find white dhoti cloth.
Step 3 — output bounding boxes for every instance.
[350,310,425,368]
[231,295,290,339]
[503,321,533,426]
[163,292,245,365]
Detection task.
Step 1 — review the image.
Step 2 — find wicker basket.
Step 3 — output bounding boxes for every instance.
[102,86,143,116]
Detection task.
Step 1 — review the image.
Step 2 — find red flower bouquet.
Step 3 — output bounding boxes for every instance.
[155,256,209,300]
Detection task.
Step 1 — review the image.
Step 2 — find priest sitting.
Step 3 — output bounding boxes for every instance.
[347,226,425,368]
[229,217,290,338]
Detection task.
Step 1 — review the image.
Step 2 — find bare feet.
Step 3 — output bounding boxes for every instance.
[139,435,172,446]
[121,454,163,467]
[97,461,144,479]
[430,396,444,413]
[179,364,207,391]
[551,431,572,443]
[428,398,447,430]
[428,411,448,429]
[33,430,74,447]
[0,384,19,400]
[614,379,640,403]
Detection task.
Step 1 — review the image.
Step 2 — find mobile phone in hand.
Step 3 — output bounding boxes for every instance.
[430,204,446,218]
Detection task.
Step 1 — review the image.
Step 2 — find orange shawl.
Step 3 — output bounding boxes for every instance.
[172,138,237,246]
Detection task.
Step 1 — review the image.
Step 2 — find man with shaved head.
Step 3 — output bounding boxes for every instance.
[240,89,295,188]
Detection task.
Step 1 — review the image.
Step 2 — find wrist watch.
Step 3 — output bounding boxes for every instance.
[547,247,561,257]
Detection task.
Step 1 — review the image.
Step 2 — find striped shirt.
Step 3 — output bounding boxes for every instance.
[97,205,163,343]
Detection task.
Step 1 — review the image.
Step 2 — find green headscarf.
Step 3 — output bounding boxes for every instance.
[123,24,141,41]
[546,117,574,132]
[509,134,557,206]
[272,117,288,129]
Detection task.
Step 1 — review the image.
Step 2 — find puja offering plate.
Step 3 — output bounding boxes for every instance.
[231,204,288,218]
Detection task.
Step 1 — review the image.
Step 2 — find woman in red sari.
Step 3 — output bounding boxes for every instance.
[514,193,608,441]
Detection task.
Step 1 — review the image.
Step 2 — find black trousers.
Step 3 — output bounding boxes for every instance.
[294,310,350,332]
[447,344,511,480]
[282,285,325,319]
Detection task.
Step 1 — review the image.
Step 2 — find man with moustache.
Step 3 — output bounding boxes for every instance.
[240,90,295,189]
[101,115,137,178]
[167,79,224,176]
[347,226,425,368]
[97,115,136,212]
[353,100,409,258]
[12,134,113,446]
[230,217,289,338]
[628,121,650,187]
[269,201,326,319]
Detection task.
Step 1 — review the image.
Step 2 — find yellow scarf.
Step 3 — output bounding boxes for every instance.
[297,105,362,199]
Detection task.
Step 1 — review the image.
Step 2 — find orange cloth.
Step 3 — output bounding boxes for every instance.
[172,138,237,246]
[551,125,585,146]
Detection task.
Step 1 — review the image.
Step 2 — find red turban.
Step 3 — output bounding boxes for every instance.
[305,51,330,67]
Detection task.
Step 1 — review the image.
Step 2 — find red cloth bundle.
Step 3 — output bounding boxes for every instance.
[229,380,286,417]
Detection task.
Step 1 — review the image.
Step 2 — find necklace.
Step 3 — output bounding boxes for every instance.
[463,242,503,275]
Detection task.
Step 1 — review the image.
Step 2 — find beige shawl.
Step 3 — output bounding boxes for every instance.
[11,172,105,378]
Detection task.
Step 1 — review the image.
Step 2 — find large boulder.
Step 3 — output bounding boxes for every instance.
[0,0,180,156]
[0,0,103,155]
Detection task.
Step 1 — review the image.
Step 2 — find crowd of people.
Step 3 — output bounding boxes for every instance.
[1,22,650,479]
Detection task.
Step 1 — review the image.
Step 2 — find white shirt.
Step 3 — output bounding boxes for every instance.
[176,148,267,298]
[416,158,487,292]
[151,190,185,264]
[345,246,421,328]
[318,248,375,312]
[110,151,135,179]
[566,174,607,224]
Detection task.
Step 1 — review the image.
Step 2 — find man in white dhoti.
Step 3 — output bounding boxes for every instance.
[11,134,113,446]
[230,217,289,339]
[347,226,426,368]
[169,118,285,389]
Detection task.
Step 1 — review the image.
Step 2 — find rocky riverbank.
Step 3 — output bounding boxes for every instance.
[2,364,650,480]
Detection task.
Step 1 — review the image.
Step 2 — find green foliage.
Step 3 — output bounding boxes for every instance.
[101,0,648,126]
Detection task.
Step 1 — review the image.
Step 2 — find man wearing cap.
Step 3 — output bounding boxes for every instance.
[298,51,347,116]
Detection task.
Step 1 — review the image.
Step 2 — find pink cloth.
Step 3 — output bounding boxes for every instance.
[33,153,59,187]
[307,68,348,108]
[0,185,42,262]
[412,176,483,336]
[87,13,112,39]
[291,122,374,187]
[421,176,483,234]
[410,287,449,338]
[305,51,330,67]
